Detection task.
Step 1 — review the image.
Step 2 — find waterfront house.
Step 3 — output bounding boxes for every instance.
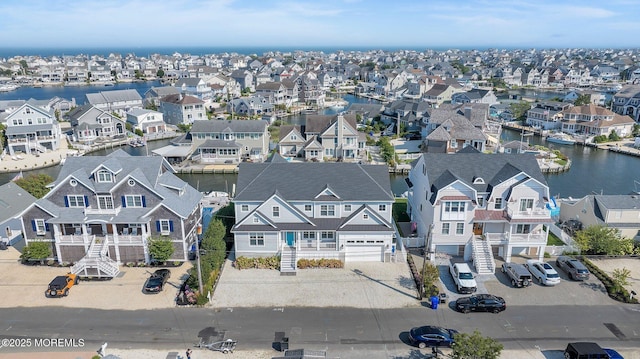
[17,151,202,276]
[423,84,458,107]
[230,70,254,92]
[0,182,37,249]
[278,125,305,158]
[301,114,366,162]
[4,102,63,156]
[158,93,206,126]
[424,104,490,153]
[406,151,552,274]
[228,95,274,117]
[525,101,569,131]
[560,104,635,137]
[231,160,395,273]
[189,119,270,163]
[613,85,640,122]
[126,108,167,134]
[451,89,498,105]
[255,82,287,106]
[143,86,180,108]
[559,195,640,242]
[66,104,126,143]
[85,89,143,118]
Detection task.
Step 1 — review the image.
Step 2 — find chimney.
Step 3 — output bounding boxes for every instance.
[464,106,472,120]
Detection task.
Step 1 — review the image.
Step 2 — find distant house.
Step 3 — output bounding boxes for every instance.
[17,151,202,275]
[174,77,213,101]
[525,101,568,131]
[451,89,498,105]
[126,108,166,134]
[189,119,270,163]
[4,102,63,156]
[559,195,640,242]
[560,104,635,137]
[85,89,143,117]
[296,114,366,161]
[423,84,458,107]
[255,82,287,105]
[143,86,180,108]
[0,182,37,249]
[231,161,396,272]
[66,104,126,142]
[158,94,206,126]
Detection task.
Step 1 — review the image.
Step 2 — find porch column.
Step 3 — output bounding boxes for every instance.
[538,246,544,262]
[316,231,320,250]
[504,244,512,263]
[81,224,90,253]
[53,224,63,264]
[111,224,121,264]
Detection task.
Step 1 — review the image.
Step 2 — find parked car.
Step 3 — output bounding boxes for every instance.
[143,269,171,294]
[556,256,590,281]
[563,342,608,359]
[46,273,78,298]
[449,262,477,294]
[501,262,532,288]
[603,348,625,359]
[524,259,561,286]
[408,326,459,348]
[455,294,506,314]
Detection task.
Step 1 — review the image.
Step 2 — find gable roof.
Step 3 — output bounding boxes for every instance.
[86,89,142,105]
[234,162,394,202]
[191,119,268,133]
[0,182,37,223]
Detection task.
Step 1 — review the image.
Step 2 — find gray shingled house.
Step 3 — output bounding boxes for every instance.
[232,159,396,273]
[18,150,202,277]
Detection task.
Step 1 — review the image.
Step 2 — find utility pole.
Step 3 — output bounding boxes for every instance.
[194,218,204,293]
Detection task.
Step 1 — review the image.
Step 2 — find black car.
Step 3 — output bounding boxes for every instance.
[143,269,171,293]
[455,294,506,313]
[408,326,459,348]
[563,342,609,359]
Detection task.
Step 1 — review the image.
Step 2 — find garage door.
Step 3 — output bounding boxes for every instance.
[436,245,460,256]
[345,245,384,262]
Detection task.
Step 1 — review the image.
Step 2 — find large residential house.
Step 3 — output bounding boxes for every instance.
[560,104,635,137]
[189,119,270,163]
[451,89,498,105]
[4,102,63,156]
[231,160,396,273]
[85,89,143,117]
[126,108,167,134]
[143,86,180,107]
[613,85,640,122]
[559,195,640,242]
[66,104,126,143]
[525,101,570,131]
[18,151,202,277]
[158,93,206,126]
[0,182,37,249]
[255,82,287,105]
[278,114,365,162]
[406,151,552,274]
[423,84,459,107]
[424,104,491,153]
[174,78,213,101]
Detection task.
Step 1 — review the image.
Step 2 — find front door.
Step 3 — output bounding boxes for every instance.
[473,223,483,236]
[285,232,295,247]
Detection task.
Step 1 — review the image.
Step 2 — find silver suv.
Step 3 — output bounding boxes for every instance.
[556,256,590,281]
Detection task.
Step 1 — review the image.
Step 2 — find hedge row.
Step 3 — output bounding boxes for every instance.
[234,256,280,270]
[297,258,344,269]
[580,256,638,304]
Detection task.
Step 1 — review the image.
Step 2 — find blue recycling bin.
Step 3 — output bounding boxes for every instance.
[430,296,439,309]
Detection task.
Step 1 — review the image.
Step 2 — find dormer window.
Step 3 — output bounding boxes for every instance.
[97,170,113,183]
[473,177,485,184]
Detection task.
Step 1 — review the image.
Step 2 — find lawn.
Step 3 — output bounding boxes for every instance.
[393,198,410,222]
[547,231,565,246]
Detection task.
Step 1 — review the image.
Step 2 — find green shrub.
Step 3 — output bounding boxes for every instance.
[580,257,638,304]
[234,256,280,270]
[297,258,344,269]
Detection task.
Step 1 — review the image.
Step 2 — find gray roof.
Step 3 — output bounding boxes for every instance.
[0,182,37,222]
[421,152,547,203]
[198,139,242,149]
[145,86,180,98]
[47,150,200,218]
[6,123,58,135]
[234,162,394,201]
[86,89,142,105]
[191,119,267,133]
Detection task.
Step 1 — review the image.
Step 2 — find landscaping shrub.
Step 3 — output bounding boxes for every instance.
[234,256,280,270]
[580,257,638,304]
[297,258,343,269]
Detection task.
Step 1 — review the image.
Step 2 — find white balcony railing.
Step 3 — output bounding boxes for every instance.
[506,206,551,219]
[58,234,88,244]
[106,234,145,245]
[484,232,546,244]
[84,207,121,216]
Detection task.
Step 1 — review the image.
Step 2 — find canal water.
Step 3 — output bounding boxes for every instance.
[1,87,637,198]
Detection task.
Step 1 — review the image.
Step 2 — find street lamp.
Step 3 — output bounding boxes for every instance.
[520,130,533,153]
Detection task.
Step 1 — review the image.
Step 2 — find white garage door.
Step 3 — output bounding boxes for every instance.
[436,245,460,256]
[345,245,384,262]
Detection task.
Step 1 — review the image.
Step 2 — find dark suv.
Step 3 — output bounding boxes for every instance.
[564,342,608,359]
[556,256,590,281]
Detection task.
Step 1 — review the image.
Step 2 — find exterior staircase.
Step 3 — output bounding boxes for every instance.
[71,236,120,279]
[471,237,495,275]
[280,247,297,276]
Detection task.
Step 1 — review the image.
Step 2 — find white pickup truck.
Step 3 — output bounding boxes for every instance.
[449,262,477,294]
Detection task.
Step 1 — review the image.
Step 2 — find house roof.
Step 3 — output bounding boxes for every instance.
[86,89,142,105]
[191,119,268,133]
[159,93,203,105]
[48,150,201,219]
[421,152,547,203]
[0,182,37,223]
[304,114,357,134]
[234,162,394,202]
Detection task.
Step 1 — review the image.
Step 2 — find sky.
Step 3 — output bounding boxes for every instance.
[1,0,638,50]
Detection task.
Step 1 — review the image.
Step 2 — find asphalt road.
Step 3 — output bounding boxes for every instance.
[1,305,639,358]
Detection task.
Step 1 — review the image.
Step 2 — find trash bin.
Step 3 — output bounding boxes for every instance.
[430,296,439,309]
[0,242,7,250]
[280,337,289,351]
[439,293,447,304]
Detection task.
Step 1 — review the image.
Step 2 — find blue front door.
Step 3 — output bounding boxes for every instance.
[286,232,295,246]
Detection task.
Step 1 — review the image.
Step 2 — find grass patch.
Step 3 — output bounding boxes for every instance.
[393,198,410,222]
[547,231,565,246]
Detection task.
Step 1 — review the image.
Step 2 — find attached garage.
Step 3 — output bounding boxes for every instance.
[345,245,384,262]
[435,245,461,256]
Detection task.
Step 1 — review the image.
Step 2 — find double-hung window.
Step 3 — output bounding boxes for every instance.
[67,195,85,208]
[442,201,465,220]
[124,195,144,208]
[96,170,113,183]
[97,195,114,210]
[320,205,335,216]
[441,223,450,235]
[249,233,265,246]
[272,206,280,217]
[34,219,46,235]
[158,219,171,234]
[519,198,534,212]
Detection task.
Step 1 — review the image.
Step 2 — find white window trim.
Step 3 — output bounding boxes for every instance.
[241,204,249,212]
[249,232,265,246]
[97,195,114,210]
[125,195,143,208]
[159,219,171,235]
[67,195,85,208]
[35,219,46,235]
